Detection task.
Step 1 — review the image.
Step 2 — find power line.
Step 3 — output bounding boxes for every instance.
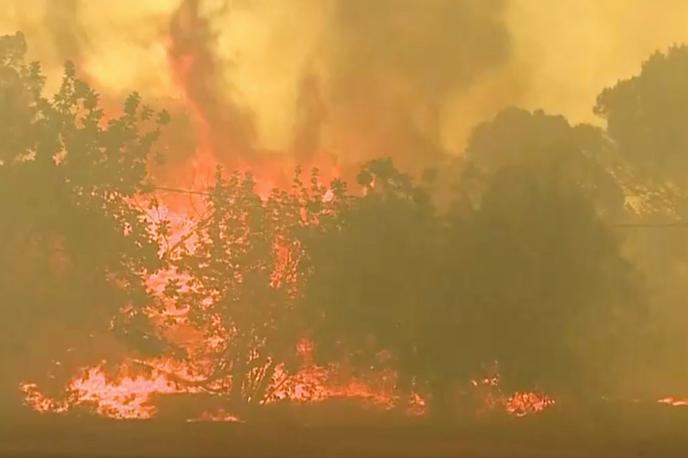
[152,186,211,196]
[150,185,688,228]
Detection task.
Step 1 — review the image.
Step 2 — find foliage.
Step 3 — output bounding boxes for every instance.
[595,45,688,187]
[595,44,688,394]
[444,165,644,395]
[164,167,346,407]
[299,159,437,382]
[0,32,168,370]
[298,155,644,413]
[5,30,684,417]
[463,107,624,219]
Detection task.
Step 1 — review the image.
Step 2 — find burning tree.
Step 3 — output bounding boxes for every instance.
[160,167,347,411]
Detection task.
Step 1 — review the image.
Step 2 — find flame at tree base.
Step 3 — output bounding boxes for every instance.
[18,190,557,423]
[20,357,555,421]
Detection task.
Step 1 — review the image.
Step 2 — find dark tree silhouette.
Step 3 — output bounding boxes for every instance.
[463,107,625,220]
[300,156,643,415]
[298,159,456,413]
[595,45,688,187]
[449,108,646,399]
[444,165,645,398]
[595,45,688,395]
[0,32,167,398]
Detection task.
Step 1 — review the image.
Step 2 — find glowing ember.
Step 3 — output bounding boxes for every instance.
[505,392,556,417]
[471,372,555,417]
[658,397,688,407]
[266,364,398,409]
[20,383,70,414]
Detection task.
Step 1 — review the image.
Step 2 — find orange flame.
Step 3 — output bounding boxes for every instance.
[658,396,688,407]
[20,170,551,422]
[505,392,556,417]
[22,361,204,420]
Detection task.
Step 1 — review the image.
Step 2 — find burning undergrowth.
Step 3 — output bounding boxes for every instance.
[19,172,554,423]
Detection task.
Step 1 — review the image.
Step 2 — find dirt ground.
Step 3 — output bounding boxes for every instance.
[1,402,686,457]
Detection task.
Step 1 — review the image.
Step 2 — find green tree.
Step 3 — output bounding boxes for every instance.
[445,165,645,398]
[595,44,688,395]
[299,153,643,417]
[463,107,624,220]
[452,107,646,399]
[299,159,452,411]
[0,32,167,401]
[595,45,688,187]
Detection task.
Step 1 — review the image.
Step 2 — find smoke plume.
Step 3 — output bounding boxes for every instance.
[4,0,688,182]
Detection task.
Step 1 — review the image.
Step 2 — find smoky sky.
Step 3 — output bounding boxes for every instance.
[6,0,688,181]
[44,0,86,61]
[1,0,513,177]
[297,0,511,169]
[168,0,257,164]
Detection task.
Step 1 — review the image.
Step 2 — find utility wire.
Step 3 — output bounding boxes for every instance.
[152,186,211,197]
[149,185,688,228]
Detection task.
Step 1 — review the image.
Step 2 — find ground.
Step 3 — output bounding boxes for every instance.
[1,402,686,457]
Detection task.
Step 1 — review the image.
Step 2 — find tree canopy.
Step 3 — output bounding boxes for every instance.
[0,32,168,380]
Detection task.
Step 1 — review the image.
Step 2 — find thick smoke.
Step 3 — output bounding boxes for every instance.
[168,0,257,163]
[304,0,511,170]
[6,0,688,180]
[44,0,86,62]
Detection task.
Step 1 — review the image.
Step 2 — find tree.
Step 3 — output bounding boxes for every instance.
[595,45,688,187]
[164,167,343,411]
[595,44,688,395]
[0,32,167,398]
[448,107,646,399]
[298,159,453,410]
[463,107,624,220]
[444,165,645,398]
[299,151,643,417]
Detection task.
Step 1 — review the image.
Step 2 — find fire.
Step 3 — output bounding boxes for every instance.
[20,383,71,414]
[471,372,555,417]
[505,392,556,417]
[21,178,556,422]
[22,361,202,420]
[21,356,420,421]
[22,353,555,420]
[20,199,555,422]
[266,364,398,409]
[658,397,688,407]
[69,364,184,419]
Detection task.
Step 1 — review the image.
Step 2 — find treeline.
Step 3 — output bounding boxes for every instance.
[3,31,688,415]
